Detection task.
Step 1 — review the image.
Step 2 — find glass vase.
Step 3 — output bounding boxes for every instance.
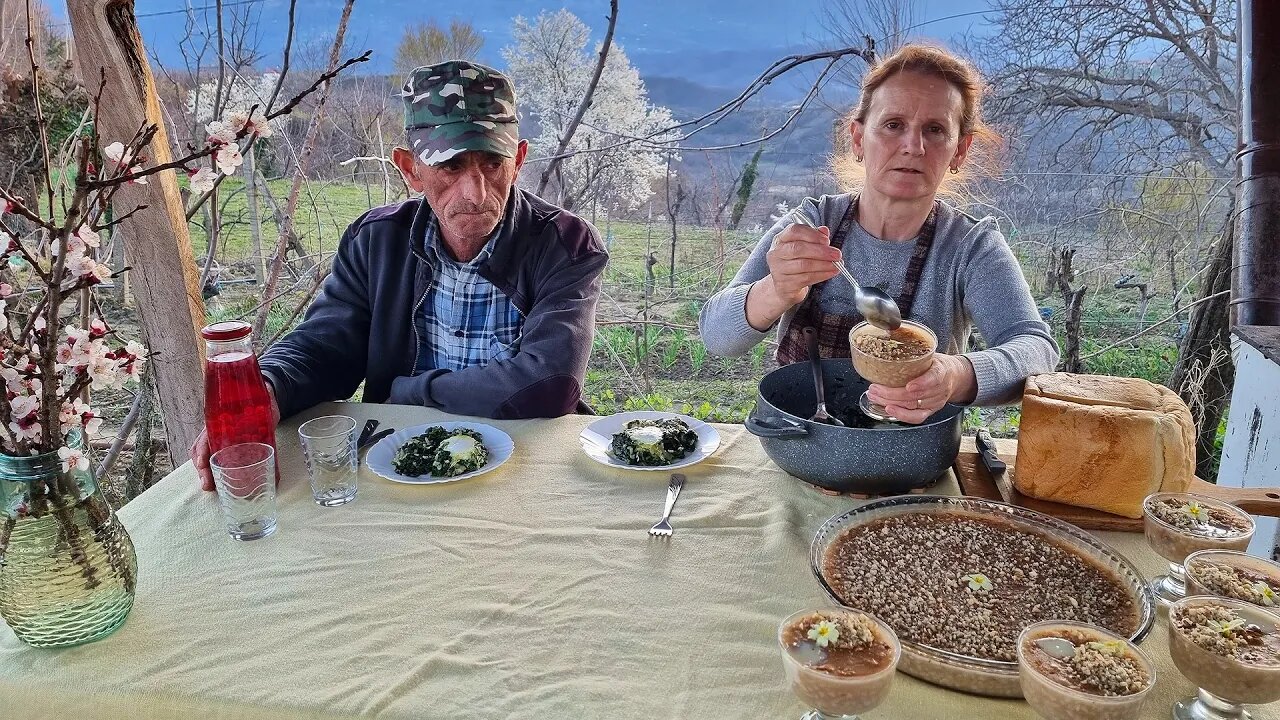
[0,429,137,647]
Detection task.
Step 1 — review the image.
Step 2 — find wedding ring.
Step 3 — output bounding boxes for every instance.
[916,399,922,409]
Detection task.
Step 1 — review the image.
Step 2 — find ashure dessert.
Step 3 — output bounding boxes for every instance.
[1186,550,1280,608]
[848,320,937,389]
[1142,492,1254,604]
[1168,597,1280,709]
[1017,622,1154,720]
[852,330,931,361]
[609,417,697,466]
[778,608,900,717]
[821,512,1139,664]
[391,426,488,477]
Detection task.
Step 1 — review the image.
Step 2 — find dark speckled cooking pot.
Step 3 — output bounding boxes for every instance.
[745,359,962,493]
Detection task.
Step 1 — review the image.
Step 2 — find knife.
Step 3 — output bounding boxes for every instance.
[975,427,1007,476]
[359,428,394,451]
[356,419,379,448]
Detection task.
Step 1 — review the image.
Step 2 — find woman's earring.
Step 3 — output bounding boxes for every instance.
[856,155,863,164]
[950,166,959,175]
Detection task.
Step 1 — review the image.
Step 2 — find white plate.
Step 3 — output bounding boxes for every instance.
[579,411,721,471]
[365,422,514,485]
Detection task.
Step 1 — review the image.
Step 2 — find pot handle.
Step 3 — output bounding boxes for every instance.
[745,415,809,439]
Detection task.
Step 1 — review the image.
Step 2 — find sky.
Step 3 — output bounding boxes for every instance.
[48,0,996,85]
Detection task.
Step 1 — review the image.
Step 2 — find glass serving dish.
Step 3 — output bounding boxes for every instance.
[809,495,1157,698]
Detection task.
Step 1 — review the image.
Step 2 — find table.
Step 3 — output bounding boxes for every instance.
[1,402,1275,720]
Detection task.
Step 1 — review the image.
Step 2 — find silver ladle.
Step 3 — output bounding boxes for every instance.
[790,210,903,331]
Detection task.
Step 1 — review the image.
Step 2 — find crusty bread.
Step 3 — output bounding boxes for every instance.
[1013,373,1196,518]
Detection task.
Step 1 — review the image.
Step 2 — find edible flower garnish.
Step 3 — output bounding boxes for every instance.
[1084,640,1126,656]
[1209,618,1246,636]
[807,620,840,648]
[1181,500,1207,524]
[962,573,994,593]
[1252,581,1277,607]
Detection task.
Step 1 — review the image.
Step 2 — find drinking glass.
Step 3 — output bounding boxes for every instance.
[209,442,278,540]
[298,415,358,507]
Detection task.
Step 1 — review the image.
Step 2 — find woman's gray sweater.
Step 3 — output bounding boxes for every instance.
[698,193,1059,405]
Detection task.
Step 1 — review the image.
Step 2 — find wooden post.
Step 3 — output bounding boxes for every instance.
[67,0,206,464]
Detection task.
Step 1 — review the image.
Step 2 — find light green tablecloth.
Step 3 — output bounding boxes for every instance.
[1,403,1275,719]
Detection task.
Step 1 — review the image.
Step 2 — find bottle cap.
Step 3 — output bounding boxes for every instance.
[201,320,252,341]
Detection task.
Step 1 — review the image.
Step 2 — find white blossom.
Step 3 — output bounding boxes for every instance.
[189,167,218,194]
[215,145,244,175]
[0,300,6,332]
[503,11,674,212]
[103,141,131,165]
[9,420,40,442]
[205,120,237,146]
[9,394,37,420]
[57,446,89,473]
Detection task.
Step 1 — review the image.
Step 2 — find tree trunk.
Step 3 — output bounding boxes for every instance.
[1170,201,1236,481]
[1062,287,1086,373]
[244,143,264,285]
[67,0,207,465]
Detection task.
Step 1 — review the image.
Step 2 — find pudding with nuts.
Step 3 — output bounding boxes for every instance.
[1168,597,1280,706]
[1185,550,1280,609]
[848,320,936,388]
[778,608,900,716]
[1017,622,1154,720]
[1143,493,1254,564]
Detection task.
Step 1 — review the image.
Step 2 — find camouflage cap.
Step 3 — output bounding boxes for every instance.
[399,60,519,166]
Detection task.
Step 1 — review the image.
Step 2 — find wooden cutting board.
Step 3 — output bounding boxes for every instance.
[954,438,1280,532]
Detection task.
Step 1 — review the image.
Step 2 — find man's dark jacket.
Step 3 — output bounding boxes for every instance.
[259,188,608,420]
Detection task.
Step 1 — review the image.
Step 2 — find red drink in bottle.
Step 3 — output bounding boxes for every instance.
[202,322,277,474]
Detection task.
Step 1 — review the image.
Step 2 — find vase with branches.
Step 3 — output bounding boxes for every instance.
[0,30,368,643]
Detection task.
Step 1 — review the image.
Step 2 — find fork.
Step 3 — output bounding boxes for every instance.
[648,473,686,537]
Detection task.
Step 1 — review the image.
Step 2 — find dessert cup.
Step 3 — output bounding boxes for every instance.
[847,320,936,422]
[1168,595,1280,719]
[1143,493,1254,606]
[778,607,902,719]
[1017,620,1155,720]
[1185,550,1280,610]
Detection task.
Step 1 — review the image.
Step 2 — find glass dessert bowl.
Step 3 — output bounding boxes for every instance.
[1185,550,1280,610]
[1017,620,1155,720]
[1168,595,1280,719]
[778,607,901,719]
[847,320,936,422]
[1143,493,1255,605]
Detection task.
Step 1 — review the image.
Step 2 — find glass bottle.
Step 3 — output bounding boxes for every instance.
[202,321,277,465]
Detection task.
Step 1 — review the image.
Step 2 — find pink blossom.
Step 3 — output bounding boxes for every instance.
[65,325,91,345]
[0,300,6,333]
[0,198,11,217]
[215,145,244,175]
[74,226,101,249]
[9,394,37,421]
[55,343,73,365]
[188,166,218,194]
[0,283,12,297]
[8,420,40,442]
[90,319,109,338]
[57,446,89,473]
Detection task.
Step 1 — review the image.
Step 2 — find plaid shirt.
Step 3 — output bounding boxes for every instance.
[415,215,524,373]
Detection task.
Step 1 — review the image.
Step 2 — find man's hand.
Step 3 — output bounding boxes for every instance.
[866,354,977,424]
[192,383,281,492]
[745,223,841,330]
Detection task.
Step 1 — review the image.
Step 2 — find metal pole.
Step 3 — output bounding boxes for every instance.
[1235,0,1280,326]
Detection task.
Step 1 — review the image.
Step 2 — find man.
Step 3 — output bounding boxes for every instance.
[192,60,608,489]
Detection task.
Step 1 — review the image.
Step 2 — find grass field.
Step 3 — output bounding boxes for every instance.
[196,179,1183,429]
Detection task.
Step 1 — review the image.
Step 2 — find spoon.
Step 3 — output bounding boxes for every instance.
[1034,636,1077,660]
[790,210,903,331]
[803,326,844,427]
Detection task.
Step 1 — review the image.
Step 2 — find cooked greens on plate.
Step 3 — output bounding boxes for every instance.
[609,417,698,466]
[392,427,489,477]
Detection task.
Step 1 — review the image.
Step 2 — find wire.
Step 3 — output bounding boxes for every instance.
[48,0,264,28]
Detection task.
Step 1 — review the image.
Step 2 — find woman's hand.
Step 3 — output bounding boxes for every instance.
[867,353,977,424]
[745,223,841,330]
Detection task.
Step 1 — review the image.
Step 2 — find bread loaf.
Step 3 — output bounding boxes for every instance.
[1013,373,1196,518]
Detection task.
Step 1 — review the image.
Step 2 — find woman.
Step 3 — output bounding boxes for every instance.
[700,44,1058,423]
